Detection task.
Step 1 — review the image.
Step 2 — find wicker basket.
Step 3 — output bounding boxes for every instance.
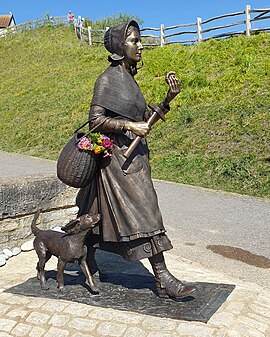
[57,131,99,188]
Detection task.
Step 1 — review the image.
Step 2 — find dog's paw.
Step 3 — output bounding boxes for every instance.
[86,281,100,294]
[41,285,49,291]
[91,285,100,294]
[58,286,64,294]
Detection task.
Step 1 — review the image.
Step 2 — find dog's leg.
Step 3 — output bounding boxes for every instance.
[36,251,51,281]
[57,258,66,293]
[79,256,99,293]
[86,245,99,276]
[34,240,51,290]
[38,253,51,290]
[36,262,41,280]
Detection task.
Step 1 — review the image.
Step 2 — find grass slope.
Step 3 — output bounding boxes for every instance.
[0,25,269,197]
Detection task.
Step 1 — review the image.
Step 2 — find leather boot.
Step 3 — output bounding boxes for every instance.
[149,252,196,299]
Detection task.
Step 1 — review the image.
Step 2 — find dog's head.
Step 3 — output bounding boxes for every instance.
[61,214,101,234]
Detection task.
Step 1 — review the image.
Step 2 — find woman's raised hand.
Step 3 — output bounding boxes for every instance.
[165,71,180,104]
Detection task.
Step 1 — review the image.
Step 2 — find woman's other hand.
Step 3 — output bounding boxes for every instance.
[165,71,180,104]
[124,121,150,137]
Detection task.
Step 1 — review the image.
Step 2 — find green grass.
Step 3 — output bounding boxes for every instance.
[0,25,269,197]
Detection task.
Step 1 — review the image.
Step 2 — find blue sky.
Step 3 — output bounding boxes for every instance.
[1,1,270,28]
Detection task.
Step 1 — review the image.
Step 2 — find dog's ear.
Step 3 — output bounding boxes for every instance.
[61,218,80,234]
[68,222,81,235]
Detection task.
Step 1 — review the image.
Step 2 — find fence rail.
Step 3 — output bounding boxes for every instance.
[2,5,270,46]
[1,16,69,37]
[13,16,68,30]
[84,5,270,46]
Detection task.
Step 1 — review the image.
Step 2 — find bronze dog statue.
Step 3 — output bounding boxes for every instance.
[31,210,100,294]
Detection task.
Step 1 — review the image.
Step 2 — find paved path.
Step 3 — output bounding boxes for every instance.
[0,249,270,337]
[0,151,270,336]
[154,180,270,289]
[0,151,56,179]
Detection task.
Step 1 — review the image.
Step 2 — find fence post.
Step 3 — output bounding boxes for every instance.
[88,26,92,45]
[160,24,165,47]
[197,17,202,43]
[245,4,251,37]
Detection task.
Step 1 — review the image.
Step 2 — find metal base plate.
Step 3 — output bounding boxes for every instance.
[6,251,235,322]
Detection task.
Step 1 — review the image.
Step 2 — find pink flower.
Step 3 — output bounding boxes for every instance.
[77,133,113,158]
[101,135,114,150]
[77,137,92,151]
[103,152,112,158]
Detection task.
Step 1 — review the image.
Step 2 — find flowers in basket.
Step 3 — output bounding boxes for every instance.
[77,133,114,158]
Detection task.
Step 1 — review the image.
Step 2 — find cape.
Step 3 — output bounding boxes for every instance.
[91,63,146,122]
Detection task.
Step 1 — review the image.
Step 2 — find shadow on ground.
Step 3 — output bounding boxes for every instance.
[5,250,235,323]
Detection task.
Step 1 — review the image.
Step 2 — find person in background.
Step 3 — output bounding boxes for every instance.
[67,10,75,23]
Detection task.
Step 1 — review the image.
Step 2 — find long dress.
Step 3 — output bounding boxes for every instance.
[76,63,173,261]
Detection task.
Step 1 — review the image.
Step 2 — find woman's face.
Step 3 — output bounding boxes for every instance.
[124,28,143,65]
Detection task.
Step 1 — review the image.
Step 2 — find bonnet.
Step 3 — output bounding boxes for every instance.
[104,20,140,61]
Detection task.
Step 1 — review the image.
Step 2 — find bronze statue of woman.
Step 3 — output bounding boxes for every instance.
[75,20,195,299]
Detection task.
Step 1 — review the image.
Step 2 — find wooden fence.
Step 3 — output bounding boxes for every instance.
[83,5,270,46]
[3,5,270,46]
[10,16,69,31]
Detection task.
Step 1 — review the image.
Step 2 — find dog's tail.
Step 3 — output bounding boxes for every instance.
[31,209,41,236]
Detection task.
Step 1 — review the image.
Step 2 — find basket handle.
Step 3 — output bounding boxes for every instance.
[74,117,110,143]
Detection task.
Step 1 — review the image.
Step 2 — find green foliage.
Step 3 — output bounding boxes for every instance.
[84,12,143,30]
[0,25,269,197]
